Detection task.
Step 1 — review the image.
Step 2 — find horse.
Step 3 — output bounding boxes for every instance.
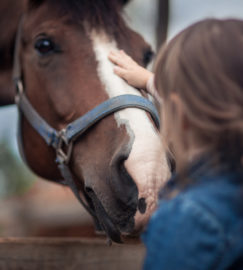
[0,0,170,243]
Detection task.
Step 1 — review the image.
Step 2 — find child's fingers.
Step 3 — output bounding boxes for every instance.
[108,53,127,68]
[109,50,137,68]
[109,50,124,60]
[114,66,128,80]
[110,50,126,58]
[119,50,136,64]
[120,50,131,60]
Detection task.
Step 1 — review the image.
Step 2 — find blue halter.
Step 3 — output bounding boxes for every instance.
[15,87,160,163]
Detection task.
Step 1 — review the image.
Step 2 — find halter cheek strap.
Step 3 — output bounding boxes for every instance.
[13,17,160,242]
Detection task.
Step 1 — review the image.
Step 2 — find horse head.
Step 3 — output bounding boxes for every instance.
[1,0,171,242]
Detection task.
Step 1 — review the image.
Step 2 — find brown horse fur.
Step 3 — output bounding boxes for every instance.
[0,0,170,240]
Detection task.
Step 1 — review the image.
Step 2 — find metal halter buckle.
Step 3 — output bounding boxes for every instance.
[56,129,73,164]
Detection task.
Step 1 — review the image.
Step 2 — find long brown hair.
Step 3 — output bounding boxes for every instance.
[155,19,243,174]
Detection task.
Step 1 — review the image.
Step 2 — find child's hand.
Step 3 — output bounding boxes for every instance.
[108,50,153,89]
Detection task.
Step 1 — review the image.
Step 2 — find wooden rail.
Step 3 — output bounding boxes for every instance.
[0,237,145,270]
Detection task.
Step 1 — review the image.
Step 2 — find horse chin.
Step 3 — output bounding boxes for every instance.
[86,189,123,243]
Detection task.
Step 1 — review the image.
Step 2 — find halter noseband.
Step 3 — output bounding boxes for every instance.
[13,17,160,240]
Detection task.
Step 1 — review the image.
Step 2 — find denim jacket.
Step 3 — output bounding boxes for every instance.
[142,160,243,270]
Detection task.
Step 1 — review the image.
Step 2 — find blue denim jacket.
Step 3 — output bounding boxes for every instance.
[142,160,243,270]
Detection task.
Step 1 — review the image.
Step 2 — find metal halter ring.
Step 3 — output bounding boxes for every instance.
[56,129,73,164]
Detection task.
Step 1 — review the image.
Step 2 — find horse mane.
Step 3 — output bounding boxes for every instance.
[28,0,129,35]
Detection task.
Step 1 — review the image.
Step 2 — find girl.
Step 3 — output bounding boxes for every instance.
[109,19,243,269]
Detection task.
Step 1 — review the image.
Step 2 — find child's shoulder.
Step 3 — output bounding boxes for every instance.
[143,193,226,269]
[163,164,243,218]
[144,184,243,270]
[183,168,243,221]
[152,168,243,248]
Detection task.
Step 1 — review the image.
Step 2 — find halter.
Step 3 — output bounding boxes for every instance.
[13,17,160,237]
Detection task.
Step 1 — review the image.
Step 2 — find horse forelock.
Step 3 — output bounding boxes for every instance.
[27,0,128,36]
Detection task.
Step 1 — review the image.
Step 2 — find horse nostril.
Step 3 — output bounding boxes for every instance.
[85,186,93,195]
[138,198,147,214]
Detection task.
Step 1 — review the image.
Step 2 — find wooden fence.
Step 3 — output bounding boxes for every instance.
[0,237,145,270]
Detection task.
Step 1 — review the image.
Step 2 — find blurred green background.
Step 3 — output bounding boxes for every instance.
[0,107,36,199]
[0,136,35,198]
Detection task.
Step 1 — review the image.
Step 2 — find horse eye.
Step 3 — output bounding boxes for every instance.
[143,49,154,66]
[34,38,55,56]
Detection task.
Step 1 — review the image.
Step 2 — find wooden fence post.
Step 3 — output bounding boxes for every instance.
[0,237,145,270]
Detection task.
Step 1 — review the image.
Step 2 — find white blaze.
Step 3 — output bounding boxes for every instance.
[90,31,170,230]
